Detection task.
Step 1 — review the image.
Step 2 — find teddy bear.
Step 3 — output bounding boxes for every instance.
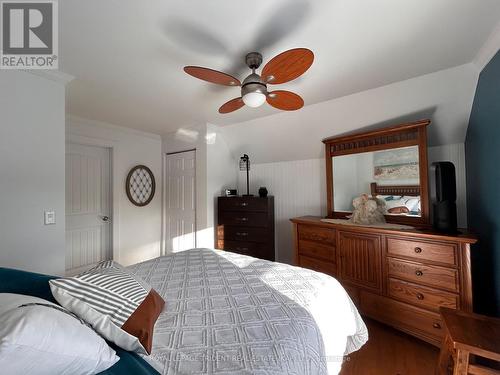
[350,194,386,225]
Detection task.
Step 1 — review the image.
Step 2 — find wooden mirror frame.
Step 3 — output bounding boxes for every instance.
[323,119,431,226]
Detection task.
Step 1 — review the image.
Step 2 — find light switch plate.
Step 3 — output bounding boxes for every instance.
[44,210,56,225]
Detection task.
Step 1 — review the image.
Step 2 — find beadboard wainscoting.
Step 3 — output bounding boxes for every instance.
[238,144,467,263]
[238,159,327,264]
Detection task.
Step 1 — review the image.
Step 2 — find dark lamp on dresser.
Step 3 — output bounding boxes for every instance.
[239,154,252,196]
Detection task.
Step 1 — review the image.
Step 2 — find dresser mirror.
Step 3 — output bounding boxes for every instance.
[324,120,430,225]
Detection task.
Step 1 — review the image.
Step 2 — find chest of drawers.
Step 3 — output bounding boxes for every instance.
[216,197,275,261]
[291,216,477,346]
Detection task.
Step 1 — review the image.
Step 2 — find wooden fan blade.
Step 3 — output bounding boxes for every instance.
[219,97,245,114]
[266,90,304,111]
[184,66,241,86]
[262,48,314,84]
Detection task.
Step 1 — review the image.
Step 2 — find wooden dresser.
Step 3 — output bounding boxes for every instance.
[291,216,477,346]
[216,196,275,261]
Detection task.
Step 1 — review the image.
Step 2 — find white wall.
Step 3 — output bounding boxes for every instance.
[67,116,162,266]
[222,63,479,164]
[0,71,67,275]
[238,159,326,264]
[239,144,467,264]
[162,123,237,251]
[206,124,238,241]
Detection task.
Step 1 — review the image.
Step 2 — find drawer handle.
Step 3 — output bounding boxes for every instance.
[414,247,422,254]
[416,293,424,300]
[236,217,249,222]
[236,232,248,236]
[415,270,423,277]
[239,203,249,207]
[236,247,249,251]
[432,322,441,329]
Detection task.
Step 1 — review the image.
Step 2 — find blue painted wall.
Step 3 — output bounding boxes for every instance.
[465,50,500,316]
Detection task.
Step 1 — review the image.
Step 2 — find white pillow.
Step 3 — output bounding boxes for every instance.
[0,293,119,375]
[401,196,421,212]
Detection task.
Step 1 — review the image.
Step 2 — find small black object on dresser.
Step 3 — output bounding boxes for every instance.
[216,196,275,261]
[258,187,268,198]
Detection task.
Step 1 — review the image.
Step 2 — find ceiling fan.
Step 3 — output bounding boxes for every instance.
[184,48,314,114]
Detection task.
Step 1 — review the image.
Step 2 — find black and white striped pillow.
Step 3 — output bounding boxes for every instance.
[49,261,164,354]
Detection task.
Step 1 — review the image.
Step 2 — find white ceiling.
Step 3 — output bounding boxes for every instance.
[61,0,500,135]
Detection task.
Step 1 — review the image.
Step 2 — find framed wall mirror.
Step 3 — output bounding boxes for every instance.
[324,119,430,226]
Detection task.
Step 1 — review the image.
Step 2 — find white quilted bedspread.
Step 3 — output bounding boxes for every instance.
[128,249,368,375]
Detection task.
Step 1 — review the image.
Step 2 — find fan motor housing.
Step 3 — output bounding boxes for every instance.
[245,52,263,70]
[241,73,267,97]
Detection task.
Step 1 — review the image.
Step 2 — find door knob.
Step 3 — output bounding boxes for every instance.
[101,215,110,222]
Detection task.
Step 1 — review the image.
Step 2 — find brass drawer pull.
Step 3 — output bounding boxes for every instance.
[236,217,249,222]
[415,270,423,277]
[236,232,248,236]
[239,202,249,207]
[416,293,424,300]
[414,247,422,254]
[236,247,248,251]
[432,322,441,329]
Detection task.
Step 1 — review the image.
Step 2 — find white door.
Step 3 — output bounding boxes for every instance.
[66,143,112,274]
[166,150,196,253]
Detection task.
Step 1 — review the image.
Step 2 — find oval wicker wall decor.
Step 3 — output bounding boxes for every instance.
[126,165,156,207]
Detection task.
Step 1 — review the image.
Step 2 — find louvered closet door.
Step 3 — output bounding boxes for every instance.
[66,143,112,274]
[338,231,382,292]
[166,150,196,253]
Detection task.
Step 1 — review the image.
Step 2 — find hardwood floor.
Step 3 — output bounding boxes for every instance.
[340,318,439,375]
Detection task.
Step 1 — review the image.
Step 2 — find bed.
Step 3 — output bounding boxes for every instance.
[128,248,368,375]
[0,248,368,374]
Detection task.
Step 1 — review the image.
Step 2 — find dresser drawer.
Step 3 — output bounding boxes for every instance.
[218,197,269,212]
[343,284,360,306]
[298,225,335,246]
[218,211,268,227]
[298,240,335,262]
[218,226,269,243]
[387,237,457,266]
[298,255,336,277]
[217,240,272,259]
[360,290,445,345]
[388,278,459,312]
[387,258,459,292]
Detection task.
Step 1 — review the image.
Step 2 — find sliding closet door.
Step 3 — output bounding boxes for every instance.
[65,143,112,274]
[165,150,196,253]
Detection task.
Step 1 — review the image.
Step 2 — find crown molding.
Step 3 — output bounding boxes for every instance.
[67,115,162,141]
[26,70,74,85]
[473,20,500,72]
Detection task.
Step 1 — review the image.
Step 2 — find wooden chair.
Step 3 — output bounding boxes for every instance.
[437,307,500,375]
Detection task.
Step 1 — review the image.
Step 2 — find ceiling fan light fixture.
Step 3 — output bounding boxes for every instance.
[241,74,267,108]
[184,48,313,113]
[242,91,266,108]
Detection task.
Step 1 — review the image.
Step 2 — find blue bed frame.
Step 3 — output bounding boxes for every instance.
[0,267,160,375]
